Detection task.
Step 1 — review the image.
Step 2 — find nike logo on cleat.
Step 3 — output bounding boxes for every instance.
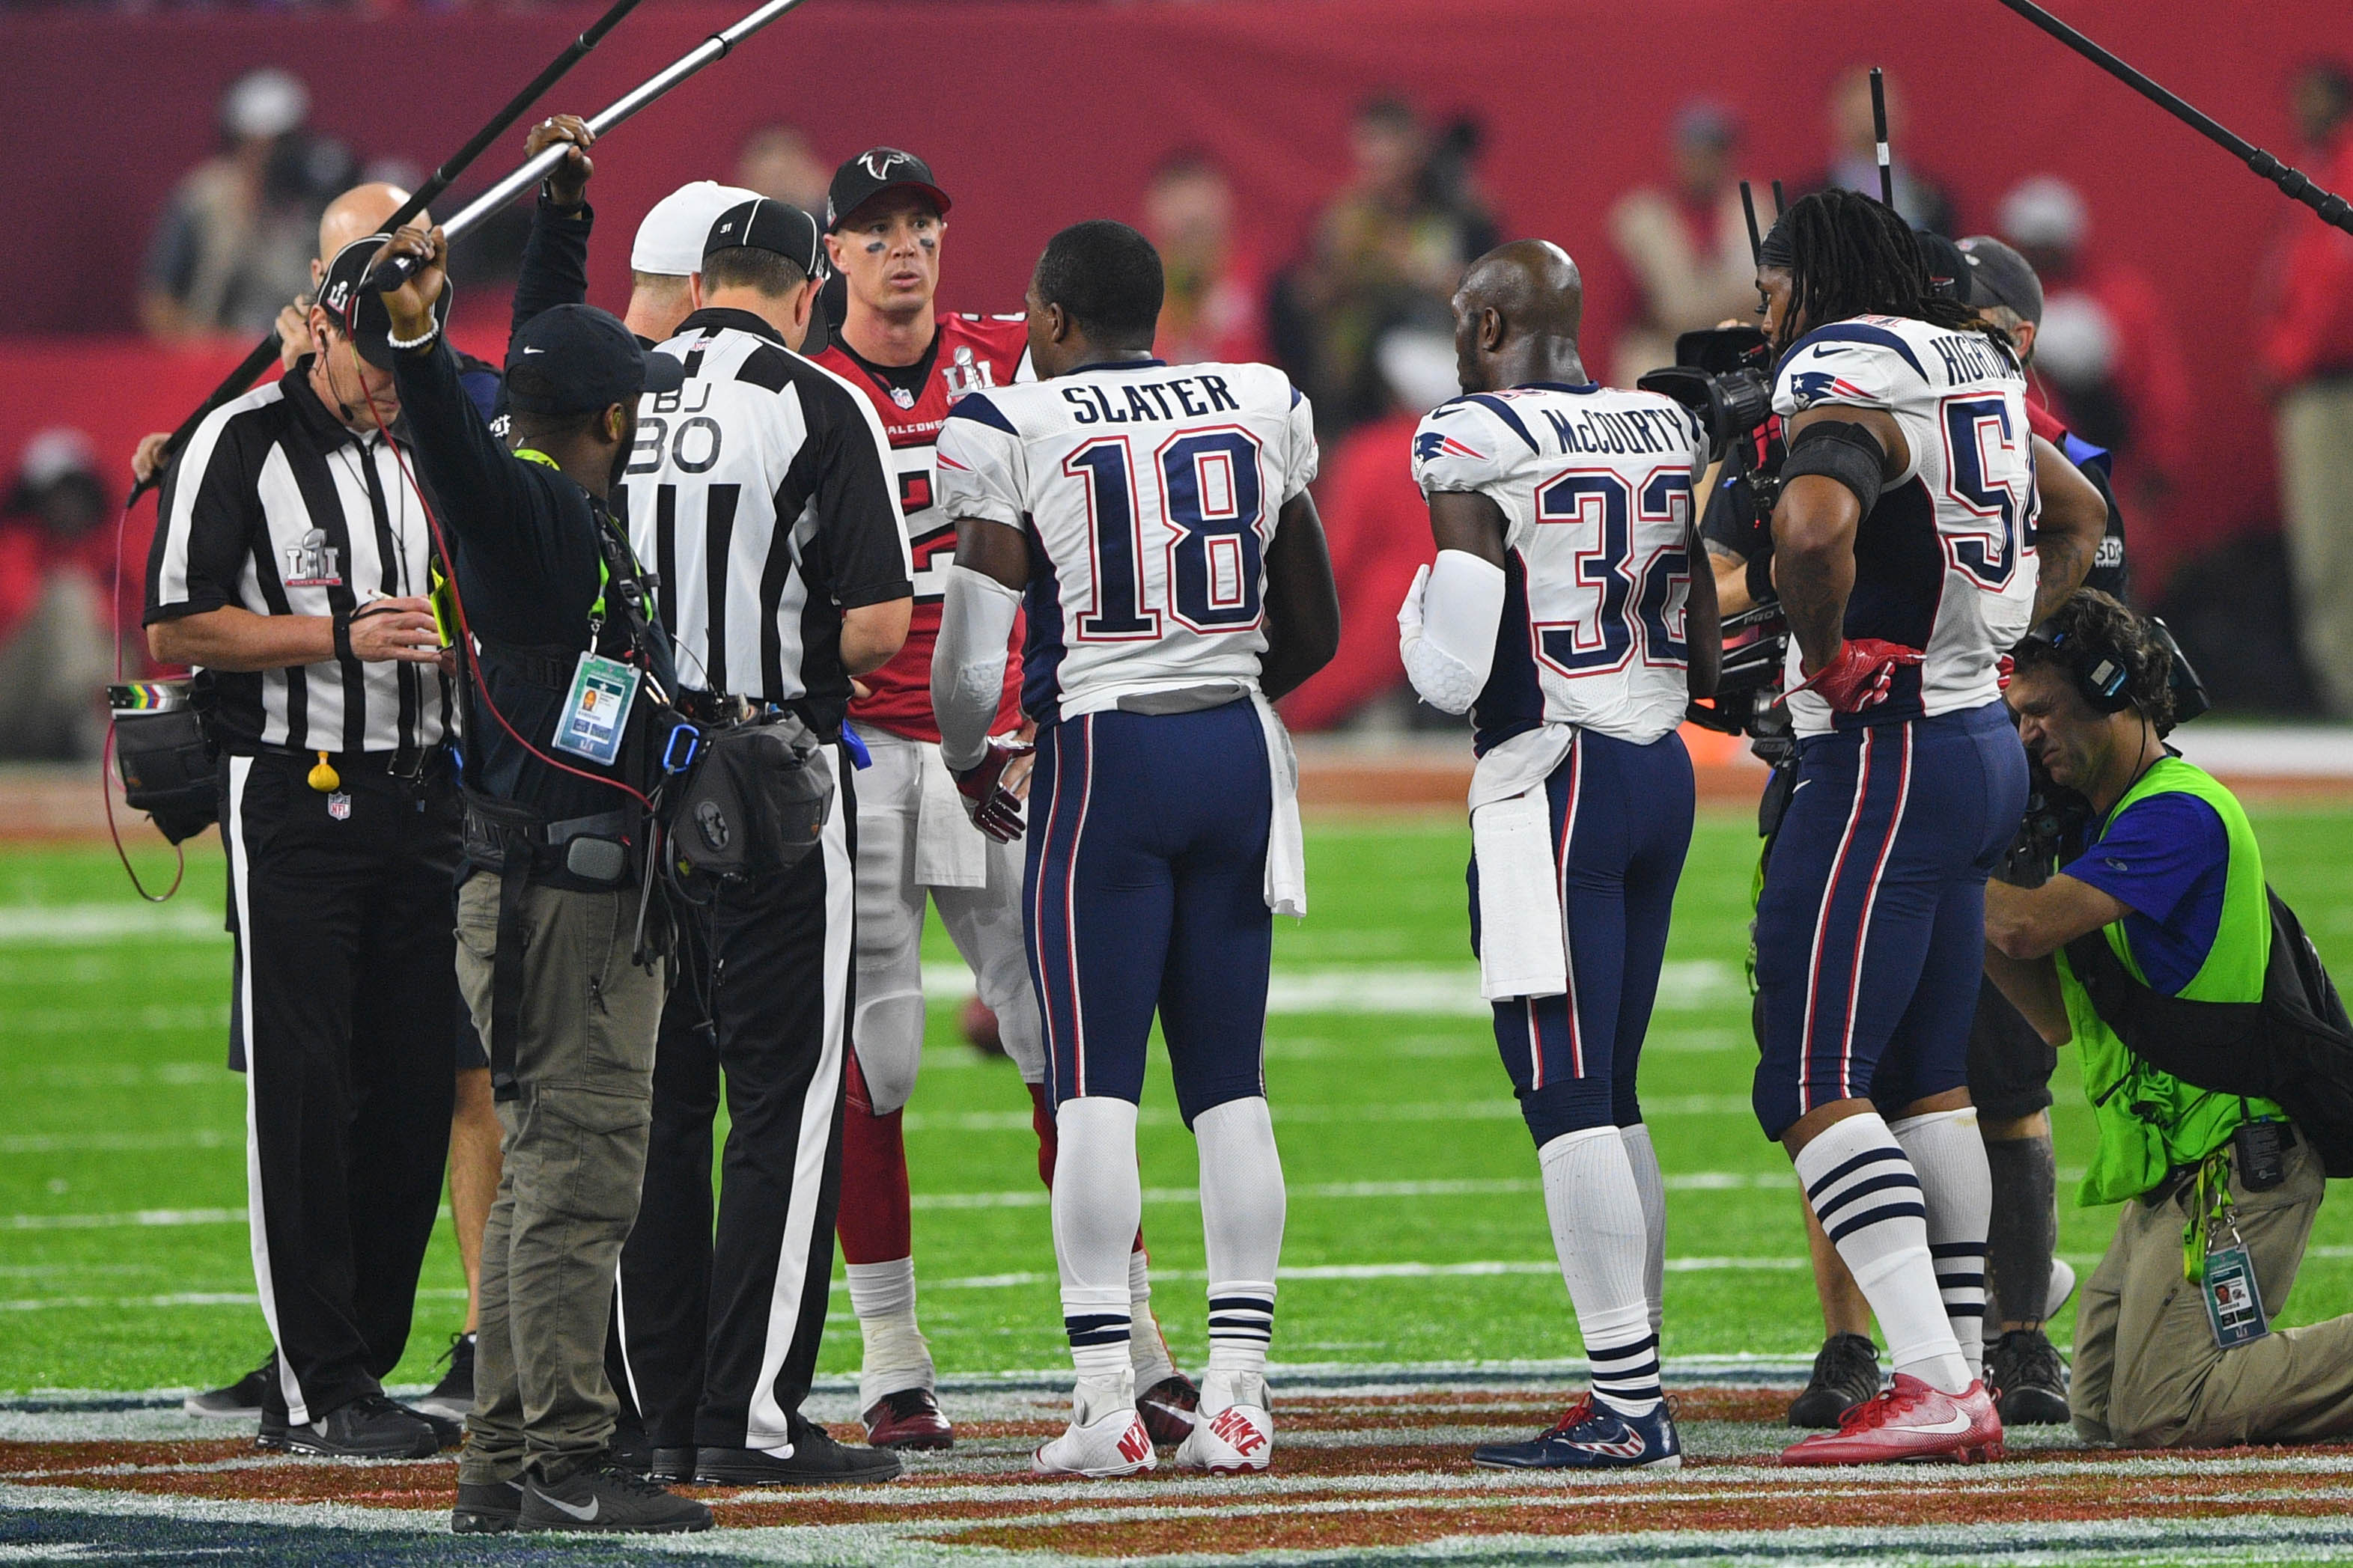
[1115,1422,1151,1465]
[1569,1436,1646,1458]
[539,1493,600,1522]
[1887,1411,1973,1436]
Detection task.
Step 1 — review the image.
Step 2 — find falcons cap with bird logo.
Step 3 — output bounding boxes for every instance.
[826,147,952,230]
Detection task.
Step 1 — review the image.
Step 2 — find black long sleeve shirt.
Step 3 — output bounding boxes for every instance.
[393,331,660,826]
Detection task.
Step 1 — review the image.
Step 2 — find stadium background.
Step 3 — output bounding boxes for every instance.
[7,1,2353,1561]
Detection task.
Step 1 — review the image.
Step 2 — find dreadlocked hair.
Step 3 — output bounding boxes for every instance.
[1771,189,2015,364]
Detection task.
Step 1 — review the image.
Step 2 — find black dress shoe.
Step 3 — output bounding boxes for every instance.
[264,1394,439,1459]
[695,1415,903,1486]
[452,1477,523,1534]
[1788,1332,1882,1428]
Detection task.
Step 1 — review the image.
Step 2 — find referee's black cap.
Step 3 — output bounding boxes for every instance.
[319,234,453,368]
[706,198,824,278]
[825,147,950,231]
[505,304,685,415]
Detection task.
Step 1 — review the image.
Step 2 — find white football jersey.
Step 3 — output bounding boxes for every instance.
[1771,314,2039,735]
[1411,382,1708,749]
[933,359,1318,720]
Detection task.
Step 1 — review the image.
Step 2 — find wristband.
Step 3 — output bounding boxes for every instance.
[332,605,356,664]
[1745,550,1775,606]
[385,320,439,353]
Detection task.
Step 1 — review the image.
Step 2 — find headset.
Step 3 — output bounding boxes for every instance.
[2019,618,2136,713]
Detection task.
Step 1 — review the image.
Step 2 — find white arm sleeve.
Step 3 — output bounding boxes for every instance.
[932,562,1023,770]
[1398,549,1506,715]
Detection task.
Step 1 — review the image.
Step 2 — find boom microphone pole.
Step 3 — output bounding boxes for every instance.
[131,0,646,504]
[1990,0,2353,236]
[1869,67,1895,207]
[363,0,820,296]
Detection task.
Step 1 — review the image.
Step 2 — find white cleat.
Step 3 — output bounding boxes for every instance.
[1032,1405,1156,1477]
[1174,1401,1273,1474]
[1175,1372,1273,1474]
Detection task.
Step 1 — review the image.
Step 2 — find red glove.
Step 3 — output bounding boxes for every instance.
[1794,638,1926,714]
[951,736,1035,843]
[1997,653,2016,691]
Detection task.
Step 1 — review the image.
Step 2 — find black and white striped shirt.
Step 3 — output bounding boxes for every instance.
[621,308,910,737]
[146,365,451,755]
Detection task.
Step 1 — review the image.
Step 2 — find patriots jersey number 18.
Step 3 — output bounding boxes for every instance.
[933,359,1318,723]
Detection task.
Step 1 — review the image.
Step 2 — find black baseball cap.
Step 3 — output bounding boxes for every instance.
[319,234,453,368]
[825,147,950,230]
[705,198,823,278]
[1957,235,2046,326]
[504,303,684,415]
[1914,231,1969,303]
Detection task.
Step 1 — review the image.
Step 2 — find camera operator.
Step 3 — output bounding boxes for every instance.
[371,222,713,1534]
[1986,588,2353,1448]
[143,235,460,1462]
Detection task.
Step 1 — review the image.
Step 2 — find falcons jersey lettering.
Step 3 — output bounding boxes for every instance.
[1770,314,2039,734]
[817,311,1031,741]
[934,359,1318,722]
[1410,382,1708,751]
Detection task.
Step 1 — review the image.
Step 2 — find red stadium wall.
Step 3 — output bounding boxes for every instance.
[4,0,2346,592]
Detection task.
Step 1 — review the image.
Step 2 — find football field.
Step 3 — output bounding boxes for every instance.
[7,802,2353,1564]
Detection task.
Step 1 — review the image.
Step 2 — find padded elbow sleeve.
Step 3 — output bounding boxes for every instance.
[1783,419,1887,517]
[1399,549,1506,714]
[932,564,1021,770]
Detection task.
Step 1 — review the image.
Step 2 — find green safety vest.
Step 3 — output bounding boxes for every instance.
[2056,757,2278,1206]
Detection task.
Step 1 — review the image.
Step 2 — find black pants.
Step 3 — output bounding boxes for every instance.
[608,748,854,1451]
[220,751,459,1424]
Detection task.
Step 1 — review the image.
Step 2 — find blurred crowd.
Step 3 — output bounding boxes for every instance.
[25,58,2347,757]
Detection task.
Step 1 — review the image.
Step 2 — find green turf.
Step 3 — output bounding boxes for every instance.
[4,804,2352,1394]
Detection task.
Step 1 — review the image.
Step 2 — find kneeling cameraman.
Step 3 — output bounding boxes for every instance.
[371,224,712,1532]
[1986,589,2353,1448]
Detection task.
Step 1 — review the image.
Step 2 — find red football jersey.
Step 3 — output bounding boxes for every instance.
[818,311,1029,742]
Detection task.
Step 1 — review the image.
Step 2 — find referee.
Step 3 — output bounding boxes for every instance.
[614,197,912,1486]
[144,235,460,1460]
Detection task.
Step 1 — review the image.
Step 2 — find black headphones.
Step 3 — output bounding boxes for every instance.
[2021,620,2135,713]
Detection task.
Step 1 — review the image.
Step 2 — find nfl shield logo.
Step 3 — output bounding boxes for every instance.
[890,387,916,409]
[327,791,351,821]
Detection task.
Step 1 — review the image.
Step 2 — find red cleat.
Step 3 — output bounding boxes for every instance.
[1780,1373,2003,1466]
[1137,1372,1202,1447]
[862,1388,955,1451]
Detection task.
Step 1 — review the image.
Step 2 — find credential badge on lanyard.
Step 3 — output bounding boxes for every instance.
[553,652,641,767]
[2192,1153,2270,1350]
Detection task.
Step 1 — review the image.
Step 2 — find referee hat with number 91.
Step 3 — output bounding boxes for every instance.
[706,198,824,281]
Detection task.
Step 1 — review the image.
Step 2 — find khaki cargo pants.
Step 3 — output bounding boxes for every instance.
[2072,1133,2353,1447]
[454,875,665,1485]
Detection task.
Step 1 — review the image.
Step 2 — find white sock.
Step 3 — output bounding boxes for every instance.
[1127,1245,1178,1387]
[845,1257,934,1405]
[1619,1123,1667,1337]
[1055,1097,1141,1383]
[1796,1112,1970,1394]
[1196,1097,1285,1383]
[1538,1126,1661,1415]
[1892,1107,1992,1382]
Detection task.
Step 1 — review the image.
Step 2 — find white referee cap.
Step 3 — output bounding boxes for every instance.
[633,181,762,277]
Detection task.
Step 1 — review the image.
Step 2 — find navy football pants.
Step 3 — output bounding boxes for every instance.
[1026,701,1273,1126]
[1471,728,1694,1147]
[1751,704,2027,1139]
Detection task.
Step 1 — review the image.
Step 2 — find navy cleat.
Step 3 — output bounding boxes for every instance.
[1471,1395,1681,1471]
